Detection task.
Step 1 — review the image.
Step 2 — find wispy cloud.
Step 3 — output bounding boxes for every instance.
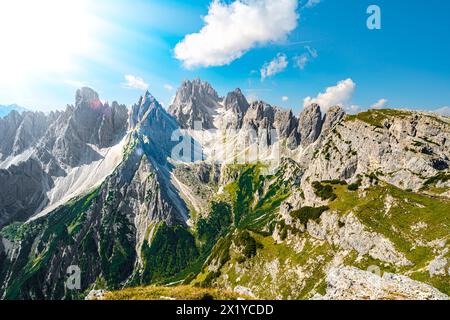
[282,40,314,47]
[293,54,309,70]
[306,46,318,58]
[164,84,174,91]
[282,96,289,102]
[294,46,318,70]
[303,0,322,9]
[65,80,87,88]
[123,75,149,90]
[174,0,299,68]
[261,53,288,80]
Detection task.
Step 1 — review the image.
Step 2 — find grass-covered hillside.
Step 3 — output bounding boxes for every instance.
[104,161,449,300]
[103,285,251,300]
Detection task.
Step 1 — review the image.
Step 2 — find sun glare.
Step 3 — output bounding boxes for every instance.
[0,0,99,84]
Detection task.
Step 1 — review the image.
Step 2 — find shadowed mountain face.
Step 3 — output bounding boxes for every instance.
[44,87,128,167]
[0,80,449,300]
[0,88,128,228]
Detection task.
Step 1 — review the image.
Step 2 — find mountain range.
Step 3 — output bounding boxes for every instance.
[0,79,449,300]
[0,104,28,118]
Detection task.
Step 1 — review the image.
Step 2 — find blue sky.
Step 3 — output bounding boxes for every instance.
[0,0,449,114]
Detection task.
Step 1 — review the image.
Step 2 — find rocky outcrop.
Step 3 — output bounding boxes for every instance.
[240,101,300,149]
[298,103,323,147]
[169,79,220,129]
[321,105,345,134]
[129,91,160,129]
[131,91,181,165]
[301,110,450,191]
[0,158,52,227]
[222,88,249,129]
[242,101,275,131]
[274,108,300,149]
[85,289,106,300]
[224,89,249,114]
[307,212,411,267]
[0,111,56,161]
[315,266,448,300]
[428,251,449,277]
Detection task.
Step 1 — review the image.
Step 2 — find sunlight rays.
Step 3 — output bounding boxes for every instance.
[0,0,102,85]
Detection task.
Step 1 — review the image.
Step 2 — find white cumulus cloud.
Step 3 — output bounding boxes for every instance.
[371,98,388,109]
[174,0,299,68]
[282,96,289,102]
[124,75,149,90]
[303,78,356,112]
[261,53,288,80]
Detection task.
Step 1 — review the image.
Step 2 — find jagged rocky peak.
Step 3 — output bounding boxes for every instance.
[38,87,128,168]
[169,78,220,129]
[274,108,300,148]
[322,105,346,133]
[298,103,323,147]
[75,87,101,107]
[243,100,276,130]
[224,88,249,114]
[241,101,300,147]
[178,78,219,102]
[0,109,54,161]
[221,88,250,129]
[70,87,128,149]
[129,90,165,128]
[130,90,180,162]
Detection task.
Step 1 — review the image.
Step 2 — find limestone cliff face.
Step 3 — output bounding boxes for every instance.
[298,103,323,147]
[300,110,450,195]
[0,110,56,161]
[321,106,345,135]
[240,101,301,149]
[315,266,448,300]
[242,101,275,128]
[274,108,300,149]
